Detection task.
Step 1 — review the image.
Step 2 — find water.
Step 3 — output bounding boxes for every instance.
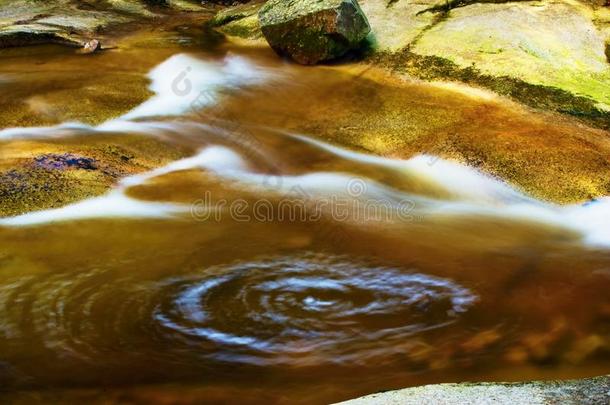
[1,32,610,404]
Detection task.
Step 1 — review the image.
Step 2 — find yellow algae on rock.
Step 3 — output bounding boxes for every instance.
[412,0,610,109]
[0,135,188,217]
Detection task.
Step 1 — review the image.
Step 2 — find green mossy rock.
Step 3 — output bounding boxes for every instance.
[258,0,371,64]
[209,2,265,39]
[210,2,264,26]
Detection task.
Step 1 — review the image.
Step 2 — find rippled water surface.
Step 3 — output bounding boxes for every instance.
[1,31,610,404]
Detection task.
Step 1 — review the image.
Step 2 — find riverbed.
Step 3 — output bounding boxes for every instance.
[1,25,610,404]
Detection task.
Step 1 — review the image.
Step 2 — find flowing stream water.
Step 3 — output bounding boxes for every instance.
[1,33,610,403]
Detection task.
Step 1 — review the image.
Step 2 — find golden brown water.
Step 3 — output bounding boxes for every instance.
[1,28,610,404]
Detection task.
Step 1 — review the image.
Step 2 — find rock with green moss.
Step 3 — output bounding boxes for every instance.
[0,135,187,217]
[211,2,263,26]
[412,1,610,110]
[258,0,371,64]
[209,2,265,39]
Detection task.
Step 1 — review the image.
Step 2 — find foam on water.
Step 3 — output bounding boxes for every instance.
[120,146,247,188]
[193,137,610,248]
[0,191,183,226]
[3,137,610,248]
[0,119,209,141]
[563,198,610,246]
[1,50,610,248]
[0,146,247,226]
[294,135,610,248]
[0,122,92,140]
[121,53,270,121]
[0,53,271,140]
[288,132,532,205]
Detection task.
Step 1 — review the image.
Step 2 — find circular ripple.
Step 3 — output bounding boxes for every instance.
[153,253,478,365]
[0,254,477,369]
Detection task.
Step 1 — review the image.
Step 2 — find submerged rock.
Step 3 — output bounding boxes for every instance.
[258,0,371,64]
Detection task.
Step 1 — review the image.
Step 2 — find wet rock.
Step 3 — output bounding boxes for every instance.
[0,1,125,49]
[0,0,207,50]
[202,0,248,5]
[427,352,452,370]
[215,0,610,123]
[521,318,568,362]
[336,375,610,404]
[387,0,610,110]
[564,334,607,364]
[221,14,264,39]
[0,24,85,48]
[504,346,529,365]
[213,54,610,204]
[211,2,263,26]
[33,154,98,171]
[144,0,170,5]
[460,328,501,353]
[210,2,265,39]
[0,135,187,217]
[258,0,371,64]
[80,39,100,54]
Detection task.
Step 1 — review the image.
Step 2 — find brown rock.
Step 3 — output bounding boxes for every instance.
[460,329,501,353]
[564,335,607,364]
[521,318,568,361]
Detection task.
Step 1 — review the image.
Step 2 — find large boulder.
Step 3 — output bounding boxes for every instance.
[258,0,371,64]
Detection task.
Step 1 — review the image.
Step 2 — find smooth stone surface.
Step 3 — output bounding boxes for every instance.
[0,0,208,49]
[412,1,610,110]
[336,375,610,404]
